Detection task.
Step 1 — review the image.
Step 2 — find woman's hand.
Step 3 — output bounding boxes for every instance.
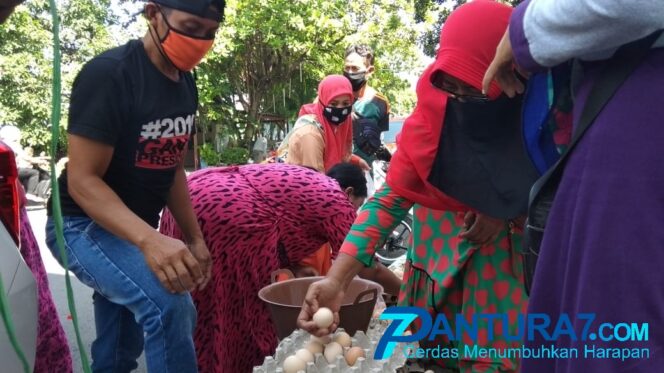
[459,211,505,247]
[296,278,345,337]
[482,29,526,98]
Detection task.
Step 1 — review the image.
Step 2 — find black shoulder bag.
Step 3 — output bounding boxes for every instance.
[522,31,663,295]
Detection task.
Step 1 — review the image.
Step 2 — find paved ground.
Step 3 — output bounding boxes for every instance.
[27,206,147,373]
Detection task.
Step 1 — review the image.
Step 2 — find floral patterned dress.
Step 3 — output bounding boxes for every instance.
[341,185,528,372]
[19,204,72,372]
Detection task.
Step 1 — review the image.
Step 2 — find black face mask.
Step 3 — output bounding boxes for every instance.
[343,71,367,92]
[427,94,540,219]
[323,105,352,125]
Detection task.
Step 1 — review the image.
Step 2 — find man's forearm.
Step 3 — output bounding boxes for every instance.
[166,166,204,243]
[69,174,157,249]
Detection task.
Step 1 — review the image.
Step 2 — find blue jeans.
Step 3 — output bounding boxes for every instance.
[46,217,198,373]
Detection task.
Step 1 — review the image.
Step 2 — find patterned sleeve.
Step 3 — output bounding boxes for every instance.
[340,184,414,267]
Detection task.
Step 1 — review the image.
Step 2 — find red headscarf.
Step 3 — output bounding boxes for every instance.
[298,75,354,171]
[386,0,512,210]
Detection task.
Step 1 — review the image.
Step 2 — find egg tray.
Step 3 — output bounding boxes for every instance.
[253,318,416,373]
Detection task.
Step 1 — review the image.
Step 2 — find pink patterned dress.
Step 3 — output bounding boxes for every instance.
[159,164,357,373]
[19,202,72,372]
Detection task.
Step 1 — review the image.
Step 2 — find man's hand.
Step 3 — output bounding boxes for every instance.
[140,232,204,293]
[188,238,212,291]
[459,211,505,247]
[482,29,526,98]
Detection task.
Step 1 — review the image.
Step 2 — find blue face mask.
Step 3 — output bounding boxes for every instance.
[323,105,352,125]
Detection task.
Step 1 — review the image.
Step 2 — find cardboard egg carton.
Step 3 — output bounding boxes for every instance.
[254,319,415,373]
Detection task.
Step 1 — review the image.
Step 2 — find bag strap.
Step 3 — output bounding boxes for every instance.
[529,30,663,207]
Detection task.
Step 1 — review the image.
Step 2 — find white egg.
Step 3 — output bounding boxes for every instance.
[333,331,351,348]
[313,307,334,329]
[324,342,343,363]
[295,348,314,363]
[310,334,332,345]
[305,340,324,355]
[345,346,366,366]
[283,355,306,373]
[424,370,435,373]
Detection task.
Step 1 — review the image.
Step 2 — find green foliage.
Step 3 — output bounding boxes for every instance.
[196,0,439,146]
[0,0,113,153]
[1,0,441,152]
[415,0,523,57]
[199,142,220,166]
[218,147,249,165]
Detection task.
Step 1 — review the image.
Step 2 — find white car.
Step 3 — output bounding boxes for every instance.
[0,140,38,372]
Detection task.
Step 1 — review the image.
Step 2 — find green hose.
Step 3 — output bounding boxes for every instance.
[47,0,92,372]
[0,276,31,373]
[0,3,93,372]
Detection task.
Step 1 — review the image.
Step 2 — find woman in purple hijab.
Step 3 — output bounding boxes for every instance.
[484,0,664,372]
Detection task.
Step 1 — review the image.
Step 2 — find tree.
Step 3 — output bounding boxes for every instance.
[1,0,441,152]
[415,0,523,57]
[196,0,440,148]
[0,0,115,153]
[195,0,350,147]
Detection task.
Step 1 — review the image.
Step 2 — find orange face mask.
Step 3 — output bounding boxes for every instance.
[160,29,214,72]
[152,8,215,72]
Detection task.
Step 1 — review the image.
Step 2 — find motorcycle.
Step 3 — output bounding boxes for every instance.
[370,155,413,267]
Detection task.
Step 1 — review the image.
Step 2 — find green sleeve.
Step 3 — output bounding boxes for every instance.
[340,184,414,267]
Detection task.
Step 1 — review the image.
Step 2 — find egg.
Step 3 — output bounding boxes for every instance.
[305,340,324,354]
[424,370,435,373]
[313,307,334,329]
[333,331,351,348]
[345,346,366,366]
[282,355,306,373]
[324,342,343,363]
[295,348,314,363]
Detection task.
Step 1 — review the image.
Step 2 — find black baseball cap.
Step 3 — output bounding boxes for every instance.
[151,0,225,22]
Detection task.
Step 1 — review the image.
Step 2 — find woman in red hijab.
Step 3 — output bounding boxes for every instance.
[282,74,368,172]
[284,74,371,275]
[298,2,537,372]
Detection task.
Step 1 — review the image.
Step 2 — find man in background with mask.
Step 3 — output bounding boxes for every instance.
[45,1,224,371]
[343,44,391,173]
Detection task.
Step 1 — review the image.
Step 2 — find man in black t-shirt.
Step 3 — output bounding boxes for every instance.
[45,1,224,371]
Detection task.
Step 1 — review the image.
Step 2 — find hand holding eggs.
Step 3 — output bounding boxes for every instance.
[312,307,334,329]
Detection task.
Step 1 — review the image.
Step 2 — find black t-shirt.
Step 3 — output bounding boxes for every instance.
[52,40,197,227]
